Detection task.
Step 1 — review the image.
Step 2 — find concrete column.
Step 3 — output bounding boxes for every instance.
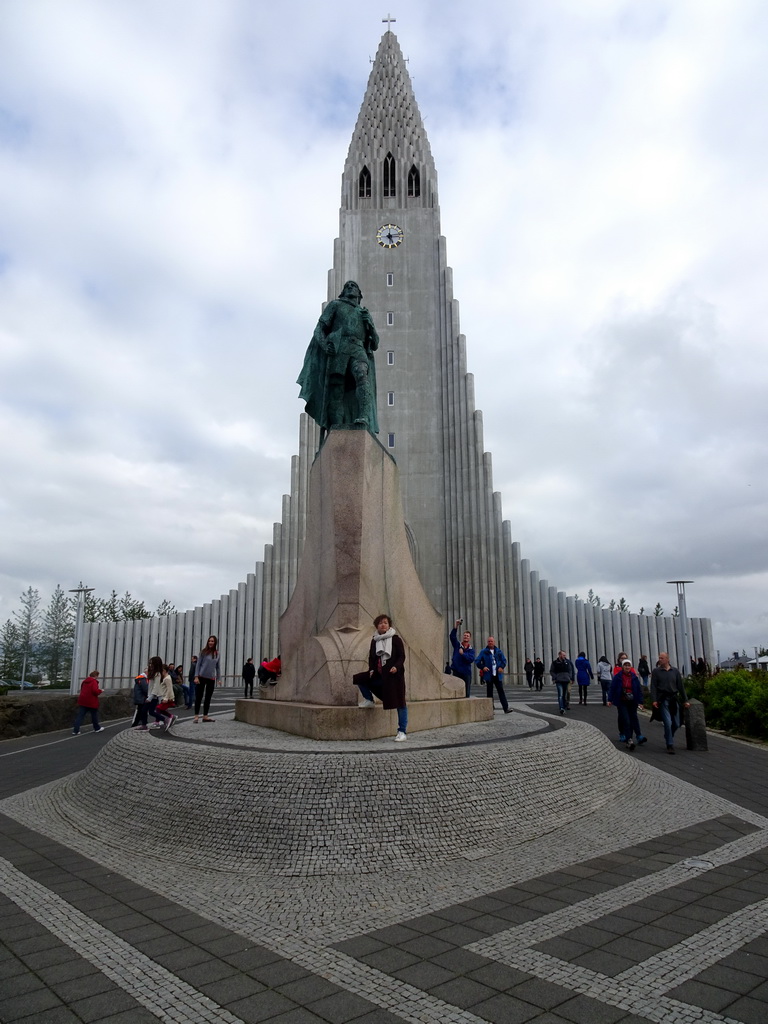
[540,580,552,670]
[630,614,641,666]
[575,600,587,658]
[530,569,542,664]
[521,558,533,668]
[561,593,573,655]
[566,596,577,656]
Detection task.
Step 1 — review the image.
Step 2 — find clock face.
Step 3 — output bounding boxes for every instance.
[376,223,404,248]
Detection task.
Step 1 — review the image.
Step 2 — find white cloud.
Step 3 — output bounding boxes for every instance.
[0,0,766,655]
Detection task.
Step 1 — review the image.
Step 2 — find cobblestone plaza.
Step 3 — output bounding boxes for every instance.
[2,688,768,1024]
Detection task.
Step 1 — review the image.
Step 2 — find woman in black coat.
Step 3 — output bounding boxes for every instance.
[355,613,408,741]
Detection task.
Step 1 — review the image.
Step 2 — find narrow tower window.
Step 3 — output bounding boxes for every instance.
[388,433,396,449]
[386,311,394,326]
[358,166,371,198]
[386,273,394,287]
[383,153,396,197]
[387,351,394,365]
[387,392,395,406]
[407,165,420,198]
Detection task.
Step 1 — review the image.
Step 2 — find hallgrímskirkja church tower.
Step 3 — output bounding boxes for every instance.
[76,29,714,684]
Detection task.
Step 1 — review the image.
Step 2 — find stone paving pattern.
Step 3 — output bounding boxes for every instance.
[0,685,767,1023]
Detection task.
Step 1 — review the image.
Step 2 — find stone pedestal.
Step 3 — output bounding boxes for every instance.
[243,428,491,736]
[266,428,464,706]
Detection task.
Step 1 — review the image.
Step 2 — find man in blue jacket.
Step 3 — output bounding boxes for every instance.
[449,620,475,698]
[476,636,512,713]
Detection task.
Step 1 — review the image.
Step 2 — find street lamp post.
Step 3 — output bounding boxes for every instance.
[667,580,693,677]
[69,587,94,695]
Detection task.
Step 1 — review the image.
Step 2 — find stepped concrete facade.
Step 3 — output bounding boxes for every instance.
[76,30,715,687]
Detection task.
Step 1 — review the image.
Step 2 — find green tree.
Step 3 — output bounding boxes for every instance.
[119,591,151,620]
[607,599,616,612]
[639,606,645,615]
[672,606,679,617]
[14,587,41,684]
[39,585,75,685]
[0,619,23,681]
[618,598,629,613]
[654,603,664,617]
[156,599,176,617]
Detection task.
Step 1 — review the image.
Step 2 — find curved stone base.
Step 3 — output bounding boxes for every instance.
[40,715,640,877]
[234,696,494,738]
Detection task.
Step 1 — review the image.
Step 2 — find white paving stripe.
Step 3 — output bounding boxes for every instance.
[506,948,745,1024]
[0,855,494,1024]
[0,855,248,1024]
[470,827,768,957]
[615,895,768,996]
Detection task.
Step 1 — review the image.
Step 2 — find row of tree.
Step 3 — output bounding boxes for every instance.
[0,585,176,686]
[579,590,678,616]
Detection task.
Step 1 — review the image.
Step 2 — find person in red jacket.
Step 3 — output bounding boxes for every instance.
[257,656,282,686]
[73,671,105,735]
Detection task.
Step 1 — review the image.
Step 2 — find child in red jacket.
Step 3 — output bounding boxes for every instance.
[73,671,105,735]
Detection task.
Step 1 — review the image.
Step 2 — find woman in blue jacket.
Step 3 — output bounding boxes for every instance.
[574,652,593,704]
[607,660,647,751]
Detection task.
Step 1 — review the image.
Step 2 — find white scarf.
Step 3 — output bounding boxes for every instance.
[373,627,397,664]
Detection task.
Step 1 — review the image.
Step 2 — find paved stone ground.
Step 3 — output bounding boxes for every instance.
[1,683,767,1024]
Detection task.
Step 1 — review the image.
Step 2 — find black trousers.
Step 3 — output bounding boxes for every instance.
[194,677,215,715]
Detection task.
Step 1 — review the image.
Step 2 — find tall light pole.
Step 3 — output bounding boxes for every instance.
[69,587,94,695]
[667,580,693,676]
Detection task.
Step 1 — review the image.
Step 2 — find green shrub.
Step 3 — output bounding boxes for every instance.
[690,671,768,740]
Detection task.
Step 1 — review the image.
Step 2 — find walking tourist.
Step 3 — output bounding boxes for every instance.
[596,656,613,705]
[449,620,475,697]
[650,651,690,754]
[147,657,177,732]
[355,614,408,741]
[550,651,574,715]
[185,655,197,708]
[638,654,651,689]
[242,657,256,698]
[72,670,104,735]
[575,651,594,704]
[476,636,512,713]
[131,672,149,731]
[524,657,534,688]
[607,660,647,750]
[533,657,545,690]
[194,636,220,722]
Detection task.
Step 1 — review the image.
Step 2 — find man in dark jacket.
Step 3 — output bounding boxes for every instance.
[550,651,575,715]
[650,652,689,754]
[242,657,256,698]
[476,637,511,713]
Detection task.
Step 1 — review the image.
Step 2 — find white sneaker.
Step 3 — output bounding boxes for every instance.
[394,731,407,741]
[359,699,375,708]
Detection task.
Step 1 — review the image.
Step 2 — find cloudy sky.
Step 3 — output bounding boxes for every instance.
[1,0,766,658]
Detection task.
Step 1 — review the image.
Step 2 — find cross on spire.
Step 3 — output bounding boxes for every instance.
[382,13,396,31]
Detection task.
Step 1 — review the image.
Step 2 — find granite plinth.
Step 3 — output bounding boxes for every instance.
[234,695,493,739]
[276,428,459,706]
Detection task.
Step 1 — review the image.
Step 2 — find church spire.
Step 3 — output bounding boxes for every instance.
[342,32,436,210]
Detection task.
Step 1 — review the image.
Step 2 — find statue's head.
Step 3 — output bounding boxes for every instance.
[340,280,362,303]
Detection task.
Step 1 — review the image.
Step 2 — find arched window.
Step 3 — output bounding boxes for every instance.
[358,166,371,198]
[383,153,396,198]
[407,165,420,198]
